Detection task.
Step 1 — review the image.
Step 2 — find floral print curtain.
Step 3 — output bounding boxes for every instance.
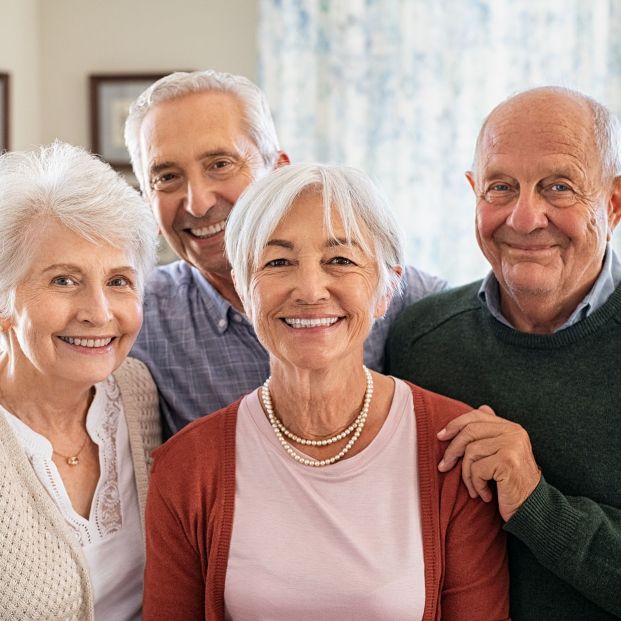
[259,0,621,283]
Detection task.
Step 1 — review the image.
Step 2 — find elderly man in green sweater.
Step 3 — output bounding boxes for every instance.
[387,86,621,621]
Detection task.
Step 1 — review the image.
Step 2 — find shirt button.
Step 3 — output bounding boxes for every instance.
[218,319,226,329]
[233,314,242,322]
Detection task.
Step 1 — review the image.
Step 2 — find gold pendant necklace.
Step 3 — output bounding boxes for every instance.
[52,433,90,466]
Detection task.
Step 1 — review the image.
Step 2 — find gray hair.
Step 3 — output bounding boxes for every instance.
[472,86,621,182]
[0,141,157,317]
[124,70,281,192]
[225,162,403,312]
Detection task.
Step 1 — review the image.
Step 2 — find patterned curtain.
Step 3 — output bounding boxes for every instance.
[258,0,621,284]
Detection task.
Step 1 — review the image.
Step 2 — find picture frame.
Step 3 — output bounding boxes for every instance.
[89,73,169,170]
[0,73,10,152]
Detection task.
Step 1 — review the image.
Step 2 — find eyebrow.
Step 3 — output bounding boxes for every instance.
[265,238,361,250]
[42,264,137,274]
[148,149,240,177]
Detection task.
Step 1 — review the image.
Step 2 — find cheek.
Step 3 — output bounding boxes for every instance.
[476,204,505,243]
[152,195,177,230]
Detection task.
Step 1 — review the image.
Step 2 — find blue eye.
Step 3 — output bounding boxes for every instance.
[550,183,571,192]
[52,276,77,286]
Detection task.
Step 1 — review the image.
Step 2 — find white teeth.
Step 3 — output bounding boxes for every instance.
[284,317,339,329]
[60,336,113,348]
[190,220,226,238]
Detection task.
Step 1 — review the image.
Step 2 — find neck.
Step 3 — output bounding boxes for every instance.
[266,358,369,437]
[499,280,599,334]
[201,269,244,313]
[0,353,93,432]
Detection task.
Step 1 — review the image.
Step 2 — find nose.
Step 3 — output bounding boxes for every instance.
[184,175,217,218]
[506,189,548,234]
[292,262,330,304]
[76,286,113,326]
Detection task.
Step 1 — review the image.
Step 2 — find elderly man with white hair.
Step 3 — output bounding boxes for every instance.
[125,69,446,438]
[387,87,621,620]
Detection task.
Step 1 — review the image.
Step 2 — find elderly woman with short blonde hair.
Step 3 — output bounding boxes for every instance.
[0,142,160,620]
[143,163,509,621]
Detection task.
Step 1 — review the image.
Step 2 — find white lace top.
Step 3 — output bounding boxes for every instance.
[1,375,144,621]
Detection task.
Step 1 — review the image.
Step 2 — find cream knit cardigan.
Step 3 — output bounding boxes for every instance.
[0,357,161,621]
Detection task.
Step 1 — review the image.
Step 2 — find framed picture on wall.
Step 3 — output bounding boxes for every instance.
[0,73,10,152]
[89,73,170,170]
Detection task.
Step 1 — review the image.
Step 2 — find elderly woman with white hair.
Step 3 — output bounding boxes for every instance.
[143,163,509,621]
[0,142,160,620]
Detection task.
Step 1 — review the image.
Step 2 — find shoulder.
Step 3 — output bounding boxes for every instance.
[403,380,473,435]
[113,357,157,401]
[400,265,448,298]
[390,280,483,343]
[143,261,195,300]
[151,400,240,478]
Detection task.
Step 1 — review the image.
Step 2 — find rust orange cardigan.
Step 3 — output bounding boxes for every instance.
[143,382,510,620]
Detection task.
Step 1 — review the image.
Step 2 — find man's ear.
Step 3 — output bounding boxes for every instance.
[606,176,621,239]
[274,151,291,169]
[465,171,477,194]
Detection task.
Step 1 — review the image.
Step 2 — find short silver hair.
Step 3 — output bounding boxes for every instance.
[225,162,403,312]
[472,86,621,182]
[0,141,157,317]
[124,70,281,192]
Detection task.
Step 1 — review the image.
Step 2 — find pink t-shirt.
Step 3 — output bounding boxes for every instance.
[224,377,425,621]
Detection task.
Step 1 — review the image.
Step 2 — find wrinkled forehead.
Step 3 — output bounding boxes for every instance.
[478,95,599,173]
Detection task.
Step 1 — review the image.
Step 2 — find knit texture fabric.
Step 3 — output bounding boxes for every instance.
[0,357,160,621]
[143,383,509,621]
[386,281,621,621]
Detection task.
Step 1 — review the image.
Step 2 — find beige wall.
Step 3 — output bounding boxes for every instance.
[0,0,258,150]
[0,0,40,150]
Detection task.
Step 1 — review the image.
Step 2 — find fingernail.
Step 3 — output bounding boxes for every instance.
[438,459,446,471]
[437,428,447,439]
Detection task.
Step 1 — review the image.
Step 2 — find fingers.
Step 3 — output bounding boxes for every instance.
[438,421,504,472]
[437,405,496,442]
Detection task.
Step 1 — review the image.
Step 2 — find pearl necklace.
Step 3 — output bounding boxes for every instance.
[261,366,373,467]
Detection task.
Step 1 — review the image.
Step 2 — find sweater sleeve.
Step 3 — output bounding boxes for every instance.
[505,477,621,616]
[440,474,511,620]
[142,471,205,621]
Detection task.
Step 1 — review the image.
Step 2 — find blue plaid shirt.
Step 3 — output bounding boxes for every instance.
[132,261,447,437]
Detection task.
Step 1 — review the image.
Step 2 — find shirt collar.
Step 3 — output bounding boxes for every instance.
[478,245,621,332]
[189,266,251,334]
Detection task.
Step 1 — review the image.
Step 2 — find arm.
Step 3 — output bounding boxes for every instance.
[439,408,621,616]
[505,477,621,616]
[143,475,205,621]
[439,458,510,620]
[399,265,448,306]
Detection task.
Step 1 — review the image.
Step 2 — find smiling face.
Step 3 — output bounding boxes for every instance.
[468,91,621,331]
[248,191,389,372]
[2,219,143,389]
[139,90,271,282]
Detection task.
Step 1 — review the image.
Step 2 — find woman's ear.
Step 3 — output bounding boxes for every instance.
[0,316,12,332]
[373,265,403,319]
[231,270,252,320]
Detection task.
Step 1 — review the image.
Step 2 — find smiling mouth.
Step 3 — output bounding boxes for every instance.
[188,219,226,239]
[282,317,341,329]
[58,336,114,348]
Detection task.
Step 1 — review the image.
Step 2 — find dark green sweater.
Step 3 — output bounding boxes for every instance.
[386,281,621,621]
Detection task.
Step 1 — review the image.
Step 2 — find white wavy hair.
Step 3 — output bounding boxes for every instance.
[0,141,158,317]
[225,162,403,313]
[124,69,281,192]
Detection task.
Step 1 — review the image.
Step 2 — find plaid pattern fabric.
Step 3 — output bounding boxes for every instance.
[132,261,446,437]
